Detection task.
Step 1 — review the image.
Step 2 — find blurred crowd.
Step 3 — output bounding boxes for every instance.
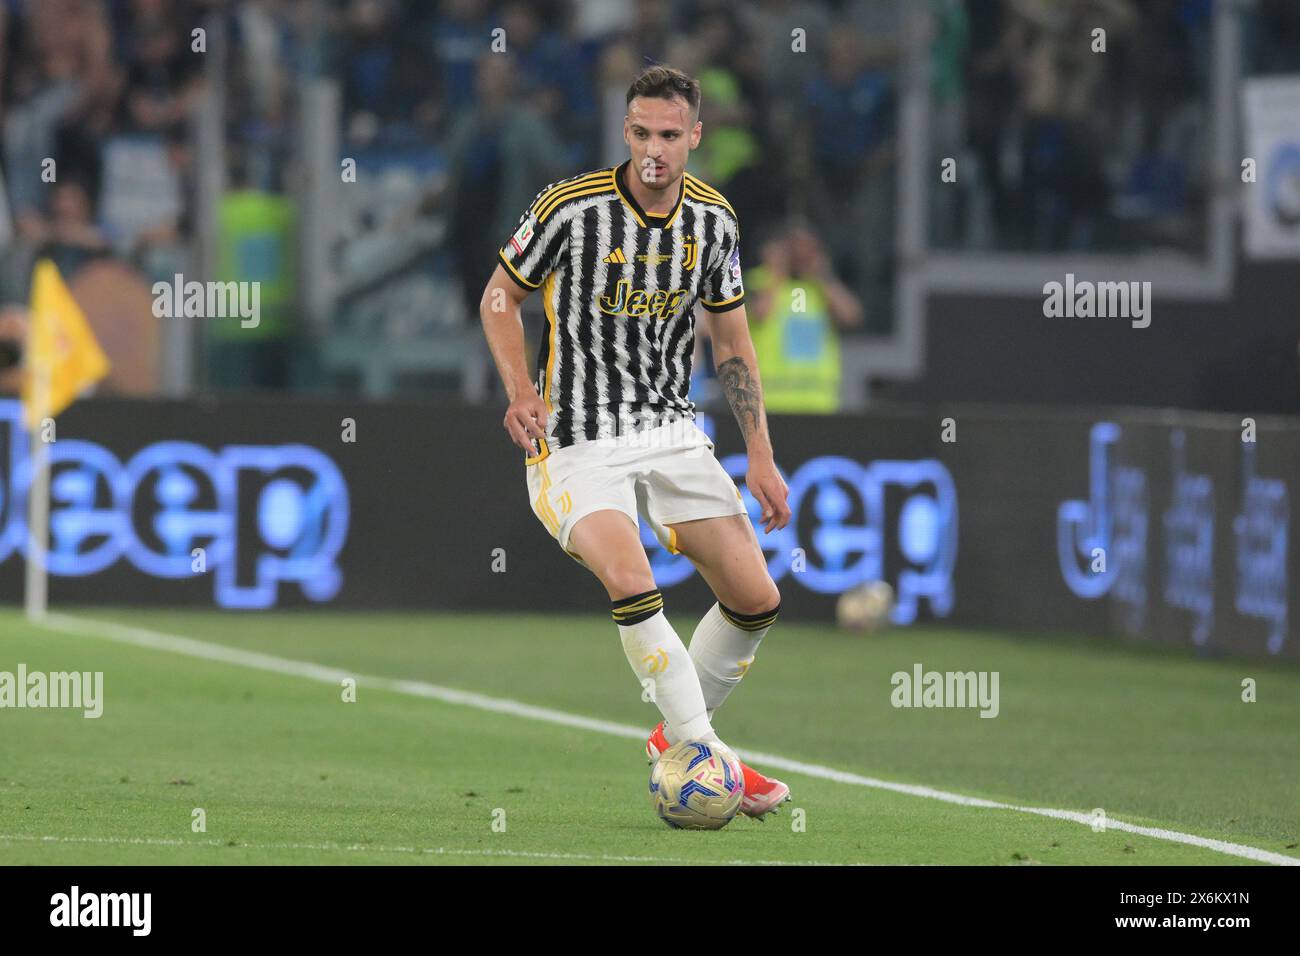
[0,0,214,394]
[422,0,903,335]
[0,0,1297,401]
[939,0,1300,252]
[939,0,1212,252]
[0,0,207,280]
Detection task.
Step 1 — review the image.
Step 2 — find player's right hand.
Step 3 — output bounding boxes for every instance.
[505,391,549,456]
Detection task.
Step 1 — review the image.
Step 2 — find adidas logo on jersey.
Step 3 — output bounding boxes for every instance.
[600,240,697,269]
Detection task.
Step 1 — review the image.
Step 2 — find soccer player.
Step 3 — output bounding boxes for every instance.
[479,66,793,817]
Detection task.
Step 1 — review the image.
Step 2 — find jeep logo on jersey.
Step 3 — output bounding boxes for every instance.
[598,279,687,320]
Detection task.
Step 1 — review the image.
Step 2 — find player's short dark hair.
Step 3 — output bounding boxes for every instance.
[626,65,701,119]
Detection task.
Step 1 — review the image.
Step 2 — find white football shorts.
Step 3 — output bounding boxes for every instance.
[524,418,747,570]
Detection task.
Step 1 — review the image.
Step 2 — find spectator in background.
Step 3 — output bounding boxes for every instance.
[121,0,203,135]
[0,0,182,400]
[619,0,678,69]
[1113,0,1205,236]
[743,221,863,413]
[443,52,565,326]
[669,10,770,242]
[427,0,493,117]
[207,157,298,391]
[4,0,121,230]
[962,0,1018,247]
[130,123,195,281]
[1008,0,1132,250]
[500,1,599,170]
[23,177,110,281]
[739,0,832,234]
[801,27,895,332]
[960,0,1144,251]
[595,0,686,165]
[2,175,111,300]
[745,0,833,104]
[336,0,432,139]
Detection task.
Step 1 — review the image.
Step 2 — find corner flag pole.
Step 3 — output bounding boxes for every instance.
[20,259,111,622]
[24,349,51,621]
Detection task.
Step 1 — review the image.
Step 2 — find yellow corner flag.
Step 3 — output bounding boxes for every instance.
[21,259,110,429]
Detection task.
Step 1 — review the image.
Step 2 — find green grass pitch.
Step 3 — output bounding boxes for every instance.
[1,606,1296,865]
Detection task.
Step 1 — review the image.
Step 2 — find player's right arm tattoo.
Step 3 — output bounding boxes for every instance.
[717,355,762,442]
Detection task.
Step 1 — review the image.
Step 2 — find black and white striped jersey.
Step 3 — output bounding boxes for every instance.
[497,159,745,464]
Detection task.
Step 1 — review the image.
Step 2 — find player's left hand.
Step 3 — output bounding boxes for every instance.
[746,456,790,534]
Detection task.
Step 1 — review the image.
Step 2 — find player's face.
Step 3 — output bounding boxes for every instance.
[624,95,701,190]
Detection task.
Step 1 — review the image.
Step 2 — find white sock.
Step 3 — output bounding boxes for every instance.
[683,599,781,727]
[612,589,716,742]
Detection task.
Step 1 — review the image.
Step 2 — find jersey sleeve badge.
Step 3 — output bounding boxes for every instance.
[510,217,536,255]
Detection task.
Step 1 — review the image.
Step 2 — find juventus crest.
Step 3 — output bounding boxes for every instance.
[681,236,698,270]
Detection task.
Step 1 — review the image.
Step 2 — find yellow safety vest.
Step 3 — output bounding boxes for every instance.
[747,267,841,413]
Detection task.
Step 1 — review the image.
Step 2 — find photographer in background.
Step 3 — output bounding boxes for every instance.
[745,221,864,414]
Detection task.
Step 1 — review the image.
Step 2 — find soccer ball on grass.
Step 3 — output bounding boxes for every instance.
[648,740,744,830]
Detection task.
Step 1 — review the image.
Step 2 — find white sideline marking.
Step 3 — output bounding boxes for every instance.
[0,834,847,866]
[33,612,1300,867]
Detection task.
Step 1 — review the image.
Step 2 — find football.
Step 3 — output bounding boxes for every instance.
[648,740,744,830]
[836,580,896,633]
